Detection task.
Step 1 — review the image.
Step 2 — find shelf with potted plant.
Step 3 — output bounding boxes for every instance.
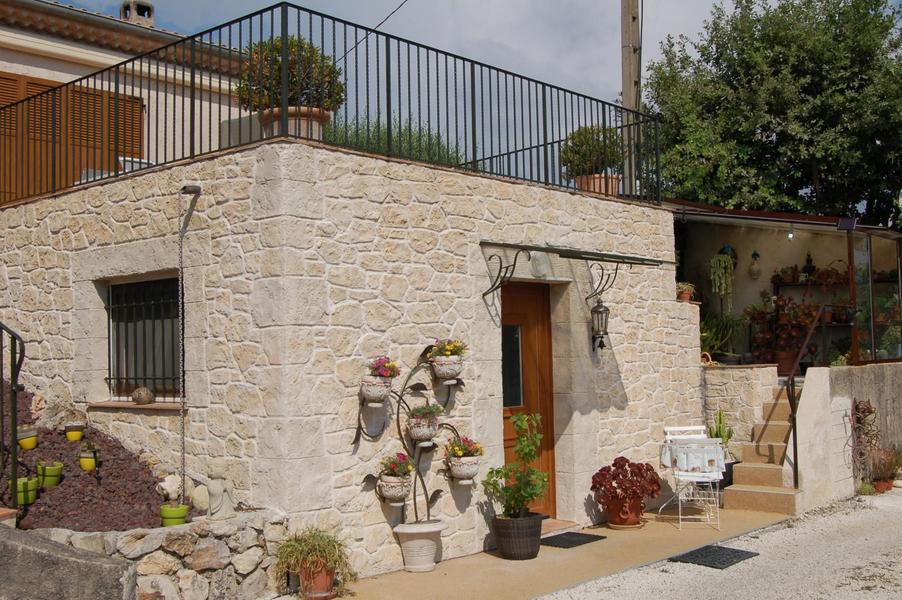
[359,340,476,573]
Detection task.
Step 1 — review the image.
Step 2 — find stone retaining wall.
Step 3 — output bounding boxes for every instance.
[33,510,293,600]
[703,365,777,453]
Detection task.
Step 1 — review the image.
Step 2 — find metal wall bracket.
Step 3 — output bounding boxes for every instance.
[585,262,623,303]
[482,249,531,297]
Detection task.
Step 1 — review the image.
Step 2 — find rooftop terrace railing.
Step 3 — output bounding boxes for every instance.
[0,2,661,205]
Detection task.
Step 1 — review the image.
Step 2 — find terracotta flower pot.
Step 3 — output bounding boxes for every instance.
[430,355,463,380]
[492,514,543,560]
[360,375,392,406]
[775,350,797,376]
[574,174,622,196]
[603,496,644,528]
[259,106,331,141]
[378,474,410,506]
[447,456,480,484]
[873,479,894,494]
[677,290,692,302]
[299,566,335,599]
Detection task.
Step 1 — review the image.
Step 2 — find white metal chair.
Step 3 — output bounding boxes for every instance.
[658,436,724,530]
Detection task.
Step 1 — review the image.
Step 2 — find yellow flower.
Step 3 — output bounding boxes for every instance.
[444,350,451,356]
[455,449,463,456]
[407,464,413,471]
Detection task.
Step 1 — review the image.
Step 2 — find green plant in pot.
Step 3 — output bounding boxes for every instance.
[590,456,662,528]
[482,413,549,560]
[700,313,743,363]
[676,281,696,302]
[275,528,356,600]
[560,125,623,195]
[37,461,63,489]
[707,410,737,487]
[160,500,189,527]
[236,35,346,140]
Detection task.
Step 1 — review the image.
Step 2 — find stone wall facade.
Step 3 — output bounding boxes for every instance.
[829,362,902,449]
[702,364,777,454]
[0,139,703,576]
[33,511,292,600]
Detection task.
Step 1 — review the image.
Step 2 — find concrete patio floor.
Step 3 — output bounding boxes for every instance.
[349,509,787,599]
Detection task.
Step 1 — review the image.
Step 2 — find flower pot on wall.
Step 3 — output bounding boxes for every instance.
[603,496,644,529]
[359,375,392,406]
[574,174,622,196]
[64,422,84,442]
[447,456,480,485]
[37,461,63,488]
[408,418,439,447]
[677,290,693,302]
[430,355,463,380]
[393,520,448,572]
[16,428,37,451]
[377,475,410,507]
[259,106,331,140]
[492,514,543,560]
[160,503,189,527]
[775,351,796,376]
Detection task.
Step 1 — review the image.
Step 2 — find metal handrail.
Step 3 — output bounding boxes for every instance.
[0,2,661,205]
[0,322,26,511]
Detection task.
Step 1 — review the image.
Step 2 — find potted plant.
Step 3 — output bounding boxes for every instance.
[559,125,623,194]
[700,314,743,364]
[377,452,413,506]
[359,356,400,407]
[871,448,897,494]
[407,404,443,447]
[37,460,63,489]
[445,436,484,485]
[274,528,356,600]
[590,456,662,529]
[65,421,85,442]
[428,338,467,380]
[709,253,734,312]
[482,413,549,560]
[237,35,346,141]
[10,476,38,506]
[16,426,37,450]
[676,282,695,302]
[160,500,190,527]
[79,441,99,472]
[707,410,736,488]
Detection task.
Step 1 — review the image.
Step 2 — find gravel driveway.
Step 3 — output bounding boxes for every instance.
[541,489,902,600]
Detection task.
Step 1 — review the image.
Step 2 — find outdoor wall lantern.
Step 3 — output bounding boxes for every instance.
[591,298,610,351]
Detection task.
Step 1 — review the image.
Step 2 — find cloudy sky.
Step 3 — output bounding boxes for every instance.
[74,0,721,102]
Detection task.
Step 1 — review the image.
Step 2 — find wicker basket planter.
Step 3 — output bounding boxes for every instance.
[492,513,543,560]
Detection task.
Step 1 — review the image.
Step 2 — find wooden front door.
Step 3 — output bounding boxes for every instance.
[501,283,556,517]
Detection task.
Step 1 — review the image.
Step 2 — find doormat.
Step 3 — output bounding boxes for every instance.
[540,532,606,549]
[669,545,759,569]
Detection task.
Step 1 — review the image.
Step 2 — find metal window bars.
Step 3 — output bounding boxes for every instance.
[0,2,661,205]
[106,278,181,401]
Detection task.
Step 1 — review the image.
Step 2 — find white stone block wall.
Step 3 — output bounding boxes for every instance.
[702,364,777,454]
[0,139,703,576]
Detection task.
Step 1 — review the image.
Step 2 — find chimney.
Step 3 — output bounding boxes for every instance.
[120,1,155,28]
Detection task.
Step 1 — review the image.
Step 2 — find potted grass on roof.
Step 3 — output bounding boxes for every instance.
[237,35,346,141]
[560,125,623,195]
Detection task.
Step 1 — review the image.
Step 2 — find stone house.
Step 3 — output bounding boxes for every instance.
[1,2,709,578]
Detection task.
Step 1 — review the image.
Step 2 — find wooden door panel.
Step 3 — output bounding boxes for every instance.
[501,283,556,517]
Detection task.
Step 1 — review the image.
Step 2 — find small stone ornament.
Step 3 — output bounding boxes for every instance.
[207,458,236,520]
[131,386,155,405]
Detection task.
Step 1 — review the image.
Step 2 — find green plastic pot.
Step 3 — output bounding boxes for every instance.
[160,504,189,527]
[10,477,38,505]
[37,461,63,488]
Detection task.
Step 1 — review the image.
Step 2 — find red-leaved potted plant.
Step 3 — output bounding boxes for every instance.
[591,456,662,529]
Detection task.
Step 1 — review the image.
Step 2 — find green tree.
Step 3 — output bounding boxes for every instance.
[646,0,902,225]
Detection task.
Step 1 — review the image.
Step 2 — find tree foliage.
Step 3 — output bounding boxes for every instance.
[646,0,902,225]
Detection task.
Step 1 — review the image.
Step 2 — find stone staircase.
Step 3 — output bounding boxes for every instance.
[723,382,802,515]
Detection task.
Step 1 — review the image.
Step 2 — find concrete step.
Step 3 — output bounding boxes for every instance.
[773,386,802,401]
[723,484,801,515]
[753,421,792,443]
[733,462,785,487]
[739,441,788,464]
[762,401,792,421]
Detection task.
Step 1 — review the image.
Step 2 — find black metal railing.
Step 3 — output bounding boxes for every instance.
[0,3,660,205]
[0,322,26,510]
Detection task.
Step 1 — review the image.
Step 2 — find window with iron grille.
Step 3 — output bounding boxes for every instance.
[107,278,180,399]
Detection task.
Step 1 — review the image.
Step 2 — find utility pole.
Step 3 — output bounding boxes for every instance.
[620,0,641,196]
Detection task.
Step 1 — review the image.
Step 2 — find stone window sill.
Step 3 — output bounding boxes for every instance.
[87,401,183,412]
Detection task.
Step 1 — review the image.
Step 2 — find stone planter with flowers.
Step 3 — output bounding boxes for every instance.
[445,436,484,485]
[360,355,401,407]
[428,339,467,380]
[407,404,443,447]
[590,456,662,529]
[377,453,414,507]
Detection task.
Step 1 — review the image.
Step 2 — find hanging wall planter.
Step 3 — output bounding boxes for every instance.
[37,461,63,489]
[428,339,467,380]
[445,437,484,485]
[64,421,85,442]
[17,427,37,451]
[407,405,443,447]
[360,356,401,407]
[377,453,413,507]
